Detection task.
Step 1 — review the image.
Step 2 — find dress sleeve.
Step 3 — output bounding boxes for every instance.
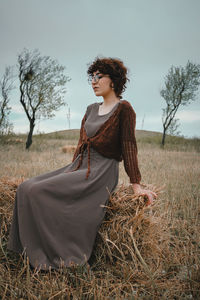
[72,112,87,162]
[120,104,141,184]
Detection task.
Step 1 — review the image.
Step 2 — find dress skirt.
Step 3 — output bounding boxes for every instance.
[8,148,119,270]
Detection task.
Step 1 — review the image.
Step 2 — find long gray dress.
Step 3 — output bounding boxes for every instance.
[8,102,120,270]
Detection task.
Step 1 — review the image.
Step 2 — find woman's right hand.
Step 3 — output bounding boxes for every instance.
[131,183,157,205]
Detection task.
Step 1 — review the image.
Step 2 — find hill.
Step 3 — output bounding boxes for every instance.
[1,129,199,152]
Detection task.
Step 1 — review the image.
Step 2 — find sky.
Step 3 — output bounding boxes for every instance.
[0,0,200,137]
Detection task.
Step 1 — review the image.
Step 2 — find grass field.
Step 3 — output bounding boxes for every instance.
[0,130,200,299]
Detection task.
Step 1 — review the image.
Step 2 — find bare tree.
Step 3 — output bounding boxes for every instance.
[0,66,15,135]
[18,48,70,149]
[160,61,200,146]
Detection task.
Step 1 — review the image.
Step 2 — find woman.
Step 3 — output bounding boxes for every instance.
[8,57,157,270]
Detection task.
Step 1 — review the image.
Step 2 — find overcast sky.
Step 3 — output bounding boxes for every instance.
[0,0,200,137]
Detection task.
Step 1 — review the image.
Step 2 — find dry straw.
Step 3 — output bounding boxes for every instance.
[0,177,199,299]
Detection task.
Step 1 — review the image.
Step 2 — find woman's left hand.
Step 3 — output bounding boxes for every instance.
[132,183,157,205]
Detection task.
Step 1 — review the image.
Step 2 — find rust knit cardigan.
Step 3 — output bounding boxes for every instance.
[72,100,141,184]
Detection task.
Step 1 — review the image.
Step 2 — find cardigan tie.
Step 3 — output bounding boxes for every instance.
[72,138,91,179]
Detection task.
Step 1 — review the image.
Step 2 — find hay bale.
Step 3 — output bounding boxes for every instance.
[90,184,171,280]
[5,138,23,144]
[1,178,166,270]
[0,177,24,239]
[15,138,23,143]
[61,145,76,153]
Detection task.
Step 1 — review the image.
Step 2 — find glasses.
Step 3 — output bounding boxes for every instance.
[88,73,109,84]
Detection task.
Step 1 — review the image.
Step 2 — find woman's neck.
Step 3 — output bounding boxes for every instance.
[102,93,120,106]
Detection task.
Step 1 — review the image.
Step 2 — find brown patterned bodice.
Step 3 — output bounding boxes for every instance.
[72,100,141,184]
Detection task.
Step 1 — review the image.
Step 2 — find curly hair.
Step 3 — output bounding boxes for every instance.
[87,56,129,99]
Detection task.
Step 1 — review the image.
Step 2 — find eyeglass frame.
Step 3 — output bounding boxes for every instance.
[88,72,110,84]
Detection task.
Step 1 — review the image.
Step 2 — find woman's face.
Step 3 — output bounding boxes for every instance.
[91,70,114,97]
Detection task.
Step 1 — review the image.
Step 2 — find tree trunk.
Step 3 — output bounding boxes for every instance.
[161,127,167,147]
[26,120,35,149]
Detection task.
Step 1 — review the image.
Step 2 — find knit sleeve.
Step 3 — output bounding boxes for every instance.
[120,103,141,184]
[72,112,87,162]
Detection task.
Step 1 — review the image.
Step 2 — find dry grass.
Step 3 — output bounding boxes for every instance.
[0,136,200,299]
